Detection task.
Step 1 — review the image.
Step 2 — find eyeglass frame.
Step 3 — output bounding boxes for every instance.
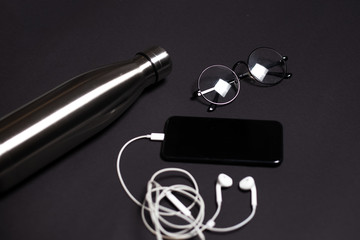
[192,47,292,112]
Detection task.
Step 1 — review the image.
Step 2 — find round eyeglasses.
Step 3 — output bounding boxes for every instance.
[192,47,292,112]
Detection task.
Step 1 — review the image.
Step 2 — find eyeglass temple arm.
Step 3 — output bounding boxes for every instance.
[191,90,201,99]
[267,56,292,79]
[265,56,292,78]
[207,94,219,112]
[265,56,288,69]
[267,71,292,79]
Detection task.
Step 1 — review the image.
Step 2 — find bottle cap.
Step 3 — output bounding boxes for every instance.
[137,46,172,82]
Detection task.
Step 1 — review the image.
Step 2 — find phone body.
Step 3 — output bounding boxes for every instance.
[161,116,283,167]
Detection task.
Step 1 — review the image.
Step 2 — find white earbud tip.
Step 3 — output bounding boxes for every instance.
[239,176,255,190]
[218,173,233,188]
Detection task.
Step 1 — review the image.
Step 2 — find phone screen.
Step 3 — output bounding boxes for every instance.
[161,116,283,166]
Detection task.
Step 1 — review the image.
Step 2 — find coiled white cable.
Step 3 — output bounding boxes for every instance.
[116,134,256,240]
[140,168,207,240]
[116,134,209,239]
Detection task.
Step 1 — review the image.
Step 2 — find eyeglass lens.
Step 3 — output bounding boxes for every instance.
[247,48,287,85]
[197,65,240,105]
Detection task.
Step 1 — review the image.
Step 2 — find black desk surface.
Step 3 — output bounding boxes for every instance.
[1,1,360,239]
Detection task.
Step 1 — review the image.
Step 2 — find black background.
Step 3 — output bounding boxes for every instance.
[1,1,360,239]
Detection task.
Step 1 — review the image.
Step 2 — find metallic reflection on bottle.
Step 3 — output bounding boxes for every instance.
[0,46,172,193]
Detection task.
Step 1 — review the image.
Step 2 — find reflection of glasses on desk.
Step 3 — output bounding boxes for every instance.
[192,47,292,112]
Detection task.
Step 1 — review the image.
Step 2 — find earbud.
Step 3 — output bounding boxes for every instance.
[216,173,233,204]
[239,176,257,207]
[218,173,233,187]
[209,174,257,231]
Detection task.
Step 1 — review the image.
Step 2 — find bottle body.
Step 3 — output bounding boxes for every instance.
[0,46,172,193]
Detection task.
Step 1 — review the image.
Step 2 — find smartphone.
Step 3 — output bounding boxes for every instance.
[161,116,283,167]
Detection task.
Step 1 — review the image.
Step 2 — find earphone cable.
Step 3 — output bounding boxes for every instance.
[116,134,151,207]
[116,134,210,240]
[208,207,256,232]
[116,134,257,239]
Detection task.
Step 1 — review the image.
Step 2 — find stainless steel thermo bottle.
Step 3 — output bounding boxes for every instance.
[0,46,172,193]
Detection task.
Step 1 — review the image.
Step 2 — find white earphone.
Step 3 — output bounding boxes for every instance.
[116,134,258,239]
[239,176,257,207]
[215,173,233,204]
[216,173,257,207]
[208,173,257,233]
